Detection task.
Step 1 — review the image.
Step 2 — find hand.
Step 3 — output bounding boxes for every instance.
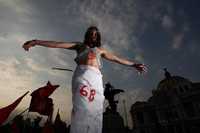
[22,40,37,51]
[133,63,147,74]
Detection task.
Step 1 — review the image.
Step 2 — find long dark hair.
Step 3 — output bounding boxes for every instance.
[84,26,101,47]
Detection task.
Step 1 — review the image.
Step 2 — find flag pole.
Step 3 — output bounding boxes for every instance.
[17,107,29,116]
[52,67,73,72]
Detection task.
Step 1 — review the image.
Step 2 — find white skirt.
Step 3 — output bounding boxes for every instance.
[70,65,104,133]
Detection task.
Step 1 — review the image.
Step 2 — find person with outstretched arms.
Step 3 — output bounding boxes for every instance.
[23,26,147,133]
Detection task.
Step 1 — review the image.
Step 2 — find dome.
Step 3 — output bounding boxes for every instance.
[157,76,192,92]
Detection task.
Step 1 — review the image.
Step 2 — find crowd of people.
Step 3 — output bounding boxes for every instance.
[0,114,70,133]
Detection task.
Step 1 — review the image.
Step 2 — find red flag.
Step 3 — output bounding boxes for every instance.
[31,81,59,98]
[29,81,59,116]
[0,91,29,125]
[29,97,53,116]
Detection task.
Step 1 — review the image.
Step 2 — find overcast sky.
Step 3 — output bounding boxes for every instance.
[0,0,200,127]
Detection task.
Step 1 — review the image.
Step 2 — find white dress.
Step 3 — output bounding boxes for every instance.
[70,47,104,133]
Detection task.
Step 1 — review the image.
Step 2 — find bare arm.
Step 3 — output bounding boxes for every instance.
[101,48,147,73]
[101,48,135,66]
[23,39,80,51]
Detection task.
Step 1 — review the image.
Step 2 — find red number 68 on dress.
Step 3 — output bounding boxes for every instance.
[79,85,96,102]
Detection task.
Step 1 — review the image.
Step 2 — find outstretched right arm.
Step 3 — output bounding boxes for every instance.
[23,40,80,51]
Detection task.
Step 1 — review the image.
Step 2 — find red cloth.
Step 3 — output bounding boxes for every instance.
[29,97,53,116]
[0,91,29,125]
[31,81,59,97]
[29,81,59,116]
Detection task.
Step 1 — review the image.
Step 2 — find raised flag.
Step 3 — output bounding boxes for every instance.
[29,81,59,116]
[29,97,53,116]
[31,81,59,97]
[0,91,29,125]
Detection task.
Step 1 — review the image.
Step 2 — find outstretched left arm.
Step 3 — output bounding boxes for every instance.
[101,48,147,73]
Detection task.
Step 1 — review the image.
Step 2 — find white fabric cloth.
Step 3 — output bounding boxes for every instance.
[70,65,104,133]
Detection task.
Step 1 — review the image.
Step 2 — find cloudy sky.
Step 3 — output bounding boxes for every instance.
[0,0,199,127]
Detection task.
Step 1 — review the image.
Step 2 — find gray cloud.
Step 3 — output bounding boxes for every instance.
[162,15,174,30]
[64,0,141,53]
[172,32,185,49]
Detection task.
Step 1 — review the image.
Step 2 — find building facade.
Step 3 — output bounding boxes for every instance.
[130,71,200,133]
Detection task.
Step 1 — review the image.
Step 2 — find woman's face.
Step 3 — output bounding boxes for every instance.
[90,30,97,42]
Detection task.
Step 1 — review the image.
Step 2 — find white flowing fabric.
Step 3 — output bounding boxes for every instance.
[70,65,104,133]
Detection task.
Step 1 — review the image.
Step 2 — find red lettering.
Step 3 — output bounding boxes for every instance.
[79,85,96,102]
[88,89,96,102]
[80,85,88,97]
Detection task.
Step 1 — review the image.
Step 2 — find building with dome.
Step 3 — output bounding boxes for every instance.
[130,69,200,133]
